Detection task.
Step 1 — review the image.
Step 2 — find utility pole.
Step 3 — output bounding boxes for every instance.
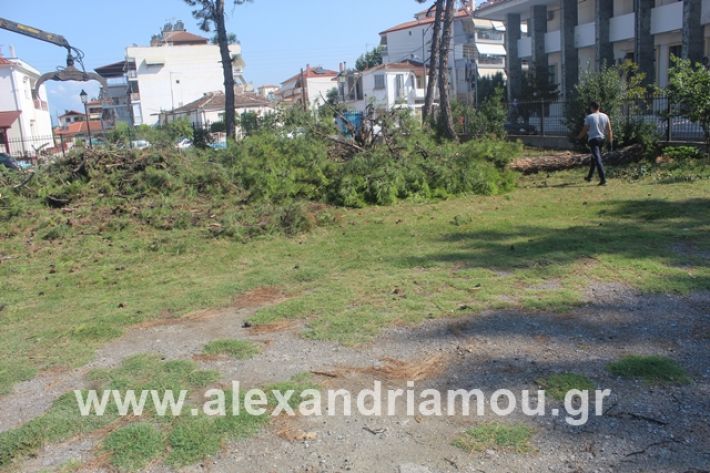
[300,68,308,112]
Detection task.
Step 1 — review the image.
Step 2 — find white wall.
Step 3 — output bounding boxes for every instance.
[0,60,53,154]
[358,69,421,113]
[306,77,337,108]
[127,43,241,126]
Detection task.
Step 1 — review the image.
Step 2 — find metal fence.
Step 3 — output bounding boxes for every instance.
[505,93,706,142]
[2,133,111,162]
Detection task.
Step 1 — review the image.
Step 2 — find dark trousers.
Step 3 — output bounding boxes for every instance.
[587,138,607,183]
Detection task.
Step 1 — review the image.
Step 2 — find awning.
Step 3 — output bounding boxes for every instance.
[476,43,507,56]
[472,18,494,30]
[0,110,21,129]
[492,21,506,32]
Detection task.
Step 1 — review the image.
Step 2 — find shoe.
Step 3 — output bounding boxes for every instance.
[585,176,592,183]
[598,181,607,186]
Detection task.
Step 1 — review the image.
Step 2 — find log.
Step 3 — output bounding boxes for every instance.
[510,144,644,175]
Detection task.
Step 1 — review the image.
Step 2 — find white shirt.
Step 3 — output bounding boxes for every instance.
[584,112,610,141]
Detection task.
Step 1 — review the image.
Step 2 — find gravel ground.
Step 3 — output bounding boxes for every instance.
[4,284,710,473]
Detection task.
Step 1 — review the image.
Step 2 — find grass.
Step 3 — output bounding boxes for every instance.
[103,423,163,472]
[0,167,708,395]
[537,373,596,400]
[203,339,262,359]
[453,422,534,454]
[607,355,690,384]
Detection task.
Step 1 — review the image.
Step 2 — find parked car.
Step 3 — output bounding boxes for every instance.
[505,122,538,135]
[176,138,193,150]
[0,153,20,171]
[131,140,151,150]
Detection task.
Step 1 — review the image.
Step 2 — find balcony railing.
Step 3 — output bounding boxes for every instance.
[33,99,49,111]
[127,70,138,80]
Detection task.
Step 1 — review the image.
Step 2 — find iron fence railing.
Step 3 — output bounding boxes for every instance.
[505,93,706,142]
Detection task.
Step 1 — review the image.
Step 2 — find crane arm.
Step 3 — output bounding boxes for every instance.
[0,16,108,98]
[0,17,71,52]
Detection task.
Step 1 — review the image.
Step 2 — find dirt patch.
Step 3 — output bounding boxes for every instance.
[363,355,448,381]
[232,286,288,309]
[247,319,301,334]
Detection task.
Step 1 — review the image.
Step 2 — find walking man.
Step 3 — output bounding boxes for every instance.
[577,101,613,186]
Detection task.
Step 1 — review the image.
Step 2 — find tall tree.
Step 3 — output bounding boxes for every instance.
[417,0,444,122]
[437,0,457,140]
[184,0,250,139]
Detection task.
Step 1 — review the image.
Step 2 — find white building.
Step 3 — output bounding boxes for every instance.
[379,2,507,104]
[279,65,338,109]
[0,54,53,158]
[99,23,246,127]
[342,60,427,115]
[160,90,274,138]
[476,0,710,100]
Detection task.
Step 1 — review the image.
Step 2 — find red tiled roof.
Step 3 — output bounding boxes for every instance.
[54,120,103,136]
[0,110,21,128]
[162,31,209,45]
[59,110,84,117]
[380,9,470,35]
[171,90,273,114]
[0,57,16,66]
[281,66,338,85]
[364,60,425,75]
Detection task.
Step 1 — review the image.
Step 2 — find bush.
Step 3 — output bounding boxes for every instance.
[566,61,657,149]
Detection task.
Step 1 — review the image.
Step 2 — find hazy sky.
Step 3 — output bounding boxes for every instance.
[0,0,482,121]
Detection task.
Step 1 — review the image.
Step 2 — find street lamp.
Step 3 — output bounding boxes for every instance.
[79,89,93,149]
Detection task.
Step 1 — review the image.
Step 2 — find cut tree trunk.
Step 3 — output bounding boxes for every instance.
[422,0,444,123]
[510,145,644,175]
[437,0,457,141]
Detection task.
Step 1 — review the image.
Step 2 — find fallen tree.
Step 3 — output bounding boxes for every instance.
[510,144,644,175]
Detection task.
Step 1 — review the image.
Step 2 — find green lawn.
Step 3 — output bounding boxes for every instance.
[0,170,708,394]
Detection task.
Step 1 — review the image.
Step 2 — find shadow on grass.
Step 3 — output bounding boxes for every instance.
[398,198,710,291]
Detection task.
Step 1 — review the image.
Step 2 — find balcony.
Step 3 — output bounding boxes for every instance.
[544,30,560,53]
[33,99,49,112]
[610,12,635,42]
[651,2,683,34]
[574,22,596,49]
[130,92,141,103]
[127,70,138,80]
[517,36,532,58]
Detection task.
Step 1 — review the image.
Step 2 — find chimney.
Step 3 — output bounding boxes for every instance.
[9,44,16,59]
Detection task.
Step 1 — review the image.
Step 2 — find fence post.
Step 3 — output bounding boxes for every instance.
[666,95,672,142]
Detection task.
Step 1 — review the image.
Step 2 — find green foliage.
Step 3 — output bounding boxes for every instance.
[355,46,384,71]
[537,373,595,400]
[668,56,710,153]
[476,72,506,104]
[203,339,261,359]
[452,87,507,138]
[607,355,690,384]
[662,145,704,161]
[453,423,534,454]
[103,423,163,472]
[566,61,655,148]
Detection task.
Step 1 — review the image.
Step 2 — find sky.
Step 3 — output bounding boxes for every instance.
[0,0,481,123]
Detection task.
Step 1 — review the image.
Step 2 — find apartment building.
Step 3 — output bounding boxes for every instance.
[476,0,710,100]
[340,60,427,115]
[379,2,507,104]
[96,22,246,126]
[0,52,53,158]
[279,65,338,109]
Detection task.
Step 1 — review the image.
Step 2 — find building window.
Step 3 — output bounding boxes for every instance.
[395,74,405,99]
[374,74,386,90]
